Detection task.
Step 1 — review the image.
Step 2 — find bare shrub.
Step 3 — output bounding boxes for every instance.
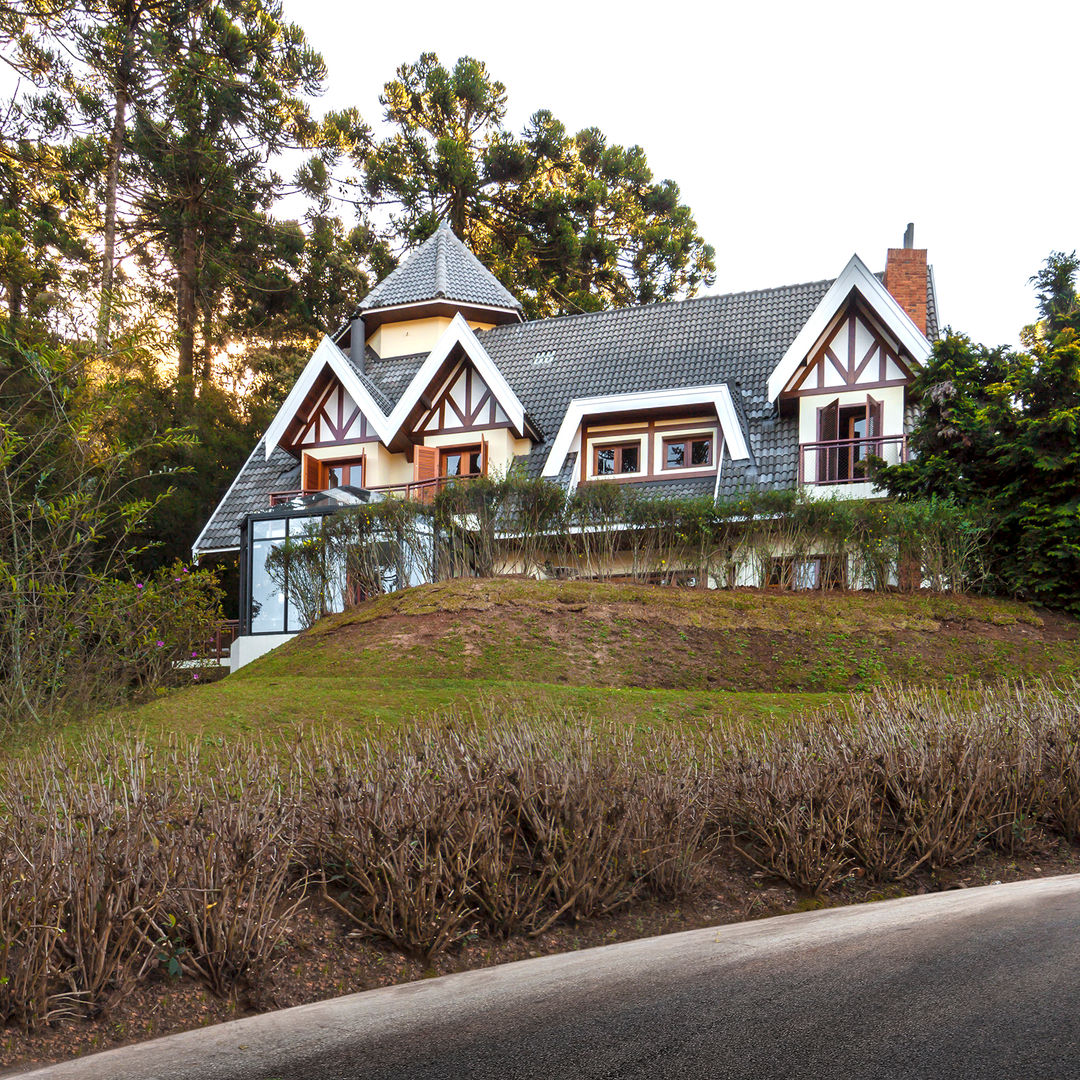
[148,747,305,1000]
[718,727,858,894]
[0,813,64,1028]
[300,734,484,959]
[48,750,165,1010]
[1,678,1079,1027]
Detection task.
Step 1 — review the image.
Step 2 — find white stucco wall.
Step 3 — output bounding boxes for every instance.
[229,633,295,673]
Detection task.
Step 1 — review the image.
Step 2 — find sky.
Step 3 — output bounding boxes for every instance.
[281,0,1080,348]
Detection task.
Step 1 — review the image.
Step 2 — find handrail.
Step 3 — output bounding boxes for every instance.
[270,475,482,507]
[370,474,482,504]
[207,619,240,661]
[799,434,907,486]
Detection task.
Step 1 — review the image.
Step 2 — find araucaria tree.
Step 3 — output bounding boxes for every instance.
[363,53,716,318]
[126,0,327,412]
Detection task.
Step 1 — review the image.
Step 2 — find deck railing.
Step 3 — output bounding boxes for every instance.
[207,619,240,661]
[798,434,907,486]
[268,474,481,508]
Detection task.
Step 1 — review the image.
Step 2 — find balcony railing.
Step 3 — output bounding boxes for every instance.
[798,434,907,486]
[269,474,481,508]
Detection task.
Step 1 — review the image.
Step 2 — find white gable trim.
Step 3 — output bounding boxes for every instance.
[385,313,526,438]
[264,316,528,461]
[766,254,932,403]
[541,385,750,480]
[264,336,396,457]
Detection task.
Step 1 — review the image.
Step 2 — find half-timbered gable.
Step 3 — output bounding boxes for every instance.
[766,254,932,495]
[779,301,913,398]
[415,359,511,437]
[291,372,381,449]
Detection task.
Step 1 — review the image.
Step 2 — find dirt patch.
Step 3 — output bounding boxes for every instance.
[269,581,1080,694]
[4,833,1077,1074]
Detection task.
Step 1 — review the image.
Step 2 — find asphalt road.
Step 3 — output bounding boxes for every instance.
[15,875,1080,1080]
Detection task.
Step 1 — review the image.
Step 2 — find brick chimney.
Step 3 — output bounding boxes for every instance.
[884,223,927,334]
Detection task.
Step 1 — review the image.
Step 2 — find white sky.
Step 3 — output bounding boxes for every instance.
[283,0,1080,347]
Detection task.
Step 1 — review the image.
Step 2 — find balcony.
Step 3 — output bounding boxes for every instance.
[798,434,907,488]
[269,474,482,508]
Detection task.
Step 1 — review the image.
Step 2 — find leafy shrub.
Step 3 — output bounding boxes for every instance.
[90,560,225,692]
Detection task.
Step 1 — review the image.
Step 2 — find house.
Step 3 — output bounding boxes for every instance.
[194,222,938,669]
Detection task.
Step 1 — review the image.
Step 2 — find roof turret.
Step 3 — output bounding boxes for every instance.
[358,219,522,320]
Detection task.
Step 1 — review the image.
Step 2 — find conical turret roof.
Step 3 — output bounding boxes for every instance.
[358,220,522,315]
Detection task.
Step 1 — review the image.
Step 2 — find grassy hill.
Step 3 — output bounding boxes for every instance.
[128,579,1080,742]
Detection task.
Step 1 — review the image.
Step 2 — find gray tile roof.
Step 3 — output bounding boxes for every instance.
[479,278,834,500]
[193,437,300,554]
[341,349,394,413]
[359,220,522,314]
[623,475,719,500]
[363,348,426,408]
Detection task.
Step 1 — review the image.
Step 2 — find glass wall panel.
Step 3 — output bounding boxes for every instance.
[253,518,287,540]
[251,538,285,632]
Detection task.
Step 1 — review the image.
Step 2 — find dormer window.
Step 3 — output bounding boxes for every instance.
[663,436,713,470]
[440,445,483,477]
[595,442,641,476]
[322,458,364,488]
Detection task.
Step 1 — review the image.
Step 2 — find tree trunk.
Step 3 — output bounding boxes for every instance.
[96,85,128,354]
[199,303,213,382]
[6,174,22,331]
[8,281,22,332]
[176,207,197,414]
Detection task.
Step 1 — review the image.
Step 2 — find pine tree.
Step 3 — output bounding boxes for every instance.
[124,0,326,412]
[362,53,715,319]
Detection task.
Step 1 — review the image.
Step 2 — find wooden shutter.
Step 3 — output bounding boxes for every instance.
[479,438,489,476]
[817,399,839,483]
[414,445,439,482]
[868,395,883,433]
[302,452,319,491]
[868,396,883,457]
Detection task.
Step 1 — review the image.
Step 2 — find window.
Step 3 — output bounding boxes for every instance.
[816,398,883,483]
[594,442,640,476]
[320,457,364,488]
[663,436,713,470]
[766,555,844,590]
[250,515,330,634]
[439,445,483,477]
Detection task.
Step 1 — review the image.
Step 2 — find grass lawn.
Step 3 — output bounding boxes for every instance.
[36,578,1074,753]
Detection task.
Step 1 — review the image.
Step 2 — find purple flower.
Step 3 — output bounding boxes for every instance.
[193,673,200,681]
[136,583,144,590]
[156,640,164,648]
[191,651,198,658]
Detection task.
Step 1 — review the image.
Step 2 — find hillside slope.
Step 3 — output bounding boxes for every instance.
[129,580,1080,741]
[281,578,1078,692]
